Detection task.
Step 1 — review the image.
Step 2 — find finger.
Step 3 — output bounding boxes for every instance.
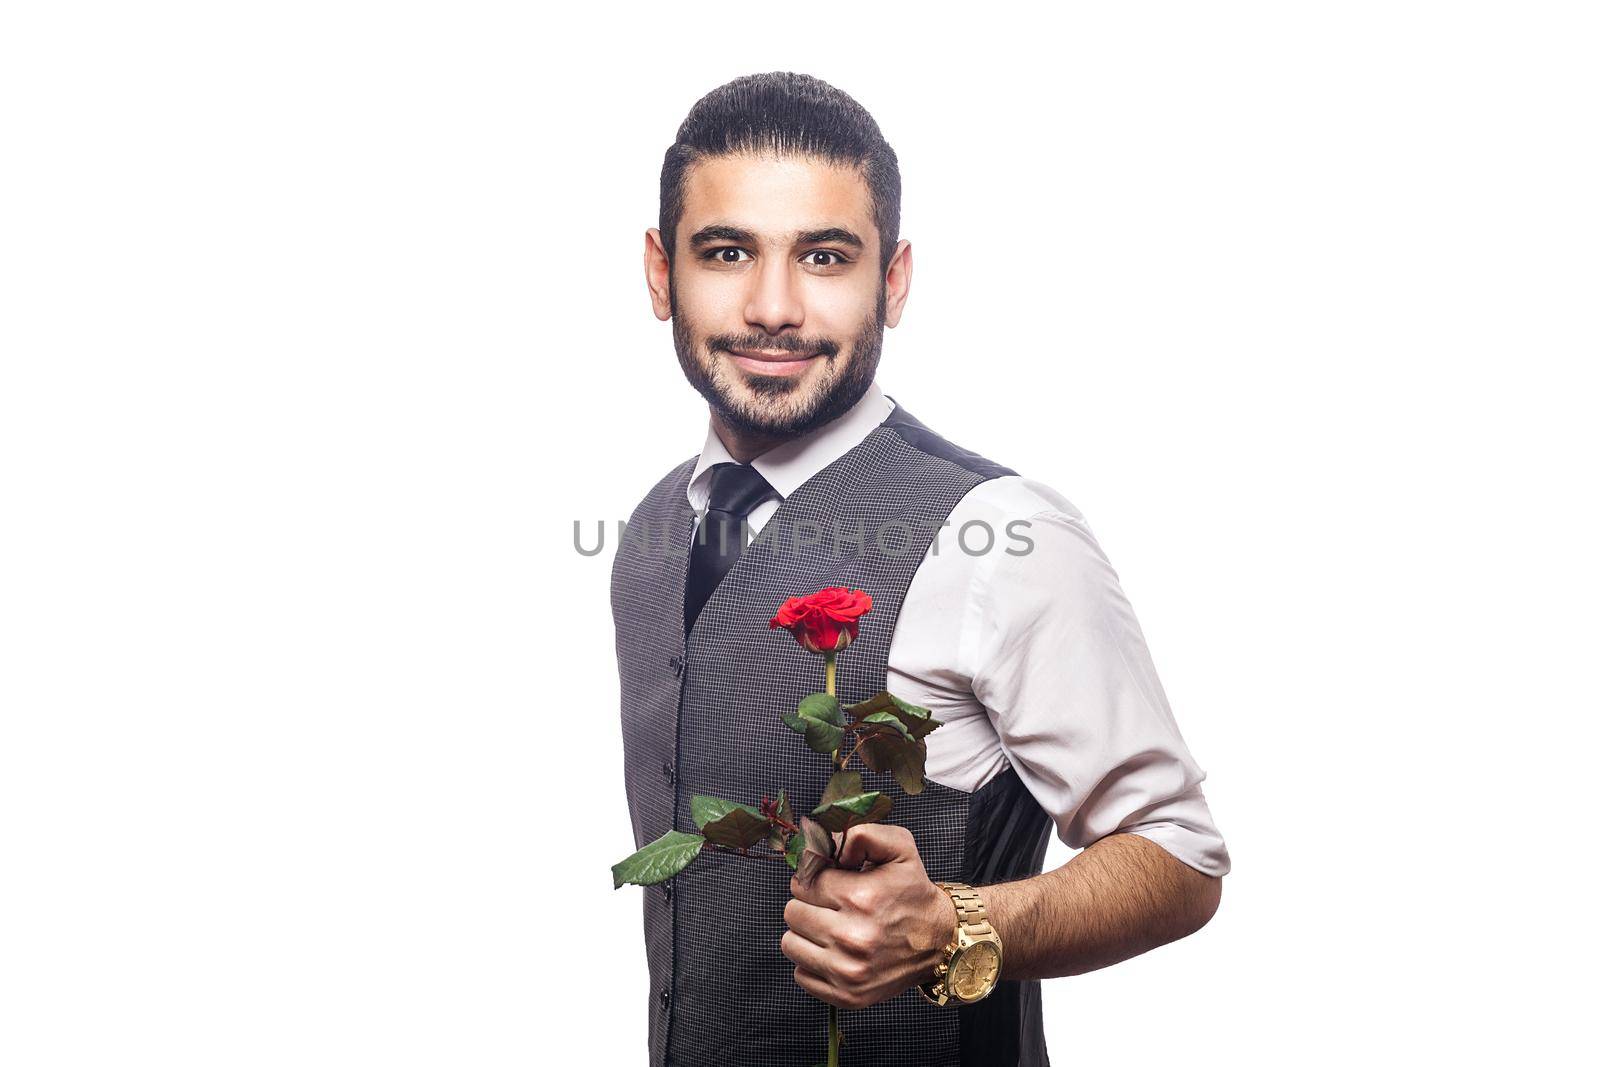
[836,823,916,870]
[792,964,844,1008]
[806,864,859,910]
[790,868,840,909]
[784,895,842,942]
[780,928,834,978]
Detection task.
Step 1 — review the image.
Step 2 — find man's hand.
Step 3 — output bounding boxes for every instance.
[782,823,954,1010]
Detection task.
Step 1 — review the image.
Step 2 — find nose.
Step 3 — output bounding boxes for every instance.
[743,255,804,335]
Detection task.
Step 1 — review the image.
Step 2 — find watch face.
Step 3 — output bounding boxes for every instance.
[949,941,1001,1001]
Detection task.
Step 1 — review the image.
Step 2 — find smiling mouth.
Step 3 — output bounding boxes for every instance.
[731,347,816,361]
[727,348,822,377]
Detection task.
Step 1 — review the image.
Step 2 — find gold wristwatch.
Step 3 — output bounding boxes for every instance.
[917,881,1003,1007]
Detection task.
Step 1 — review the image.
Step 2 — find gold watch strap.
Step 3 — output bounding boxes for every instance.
[936,881,995,939]
[920,881,1000,1007]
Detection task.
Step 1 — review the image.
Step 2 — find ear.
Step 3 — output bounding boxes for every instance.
[644,227,672,321]
[883,239,912,328]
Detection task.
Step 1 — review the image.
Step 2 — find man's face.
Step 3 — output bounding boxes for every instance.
[662,153,892,439]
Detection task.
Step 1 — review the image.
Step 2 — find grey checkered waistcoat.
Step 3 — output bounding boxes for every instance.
[612,402,1054,1067]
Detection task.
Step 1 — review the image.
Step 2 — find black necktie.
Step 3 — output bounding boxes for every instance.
[685,462,781,633]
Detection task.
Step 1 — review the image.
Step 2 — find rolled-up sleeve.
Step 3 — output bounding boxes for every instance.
[964,508,1231,877]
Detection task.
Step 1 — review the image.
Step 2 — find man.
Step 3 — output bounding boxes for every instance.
[613,72,1230,1067]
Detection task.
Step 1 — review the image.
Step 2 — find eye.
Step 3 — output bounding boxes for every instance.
[804,250,848,268]
[703,247,752,264]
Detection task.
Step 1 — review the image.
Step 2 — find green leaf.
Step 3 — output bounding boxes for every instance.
[690,794,763,829]
[775,788,793,825]
[703,807,771,849]
[800,815,835,861]
[797,692,844,727]
[795,842,831,886]
[842,689,897,720]
[794,816,836,886]
[611,830,706,888]
[843,690,942,741]
[859,732,930,795]
[785,694,849,753]
[801,717,843,755]
[860,710,913,742]
[811,791,894,833]
[691,794,770,849]
[785,829,806,869]
[821,769,863,806]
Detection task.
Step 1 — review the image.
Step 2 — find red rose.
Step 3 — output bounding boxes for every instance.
[769,587,874,654]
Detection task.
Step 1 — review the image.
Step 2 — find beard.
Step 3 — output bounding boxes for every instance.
[670,277,886,439]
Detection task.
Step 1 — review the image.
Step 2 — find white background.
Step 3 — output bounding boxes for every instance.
[3,3,1596,1063]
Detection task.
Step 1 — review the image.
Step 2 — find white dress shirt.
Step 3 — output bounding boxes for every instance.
[687,381,1231,877]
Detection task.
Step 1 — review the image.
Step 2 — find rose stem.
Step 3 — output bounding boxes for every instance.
[705,844,790,865]
[839,731,875,769]
[822,647,844,1066]
[824,650,839,767]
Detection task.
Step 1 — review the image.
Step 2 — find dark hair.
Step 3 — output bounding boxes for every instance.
[659,72,902,276]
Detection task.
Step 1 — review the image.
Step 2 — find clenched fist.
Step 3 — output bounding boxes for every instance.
[782,823,953,1010]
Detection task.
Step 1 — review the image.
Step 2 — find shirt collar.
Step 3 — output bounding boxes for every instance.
[686,380,896,510]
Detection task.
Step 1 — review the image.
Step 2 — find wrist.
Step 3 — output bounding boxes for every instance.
[914,880,956,986]
[918,881,1006,1007]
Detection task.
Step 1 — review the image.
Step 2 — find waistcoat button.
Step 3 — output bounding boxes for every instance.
[659,987,671,1009]
[660,760,676,783]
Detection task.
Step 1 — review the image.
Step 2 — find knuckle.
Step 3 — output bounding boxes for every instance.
[836,923,875,956]
[838,958,870,986]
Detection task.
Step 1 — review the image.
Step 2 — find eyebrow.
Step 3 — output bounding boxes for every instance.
[687,225,866,251]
